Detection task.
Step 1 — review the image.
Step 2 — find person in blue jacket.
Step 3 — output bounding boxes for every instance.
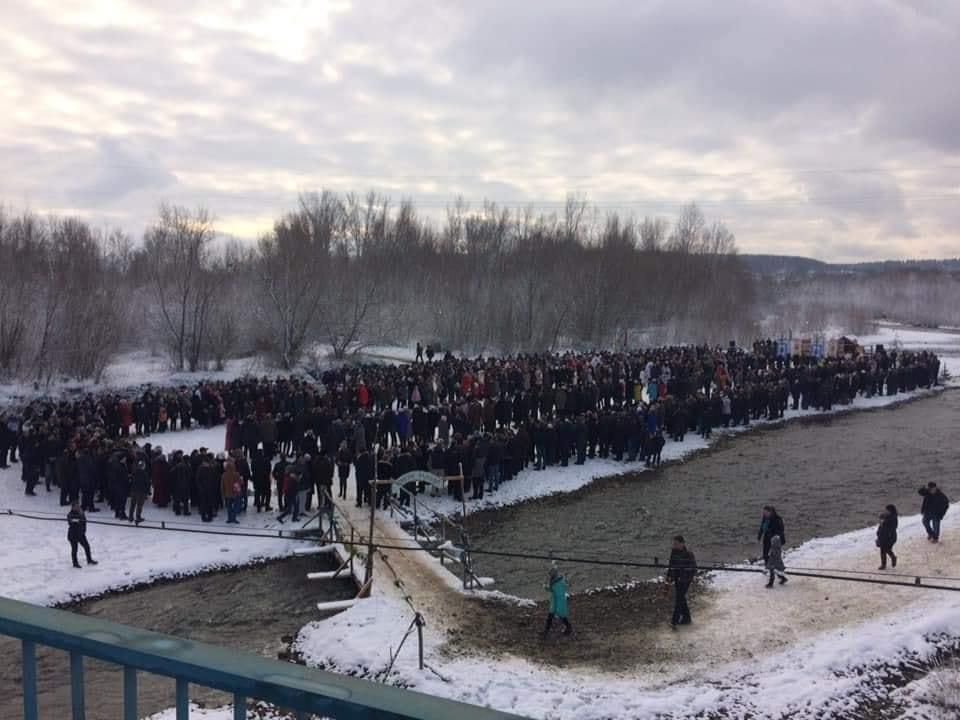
[543,565,572,638]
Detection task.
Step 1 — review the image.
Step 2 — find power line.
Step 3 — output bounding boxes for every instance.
[5,156,960,180]
[4,508,959,592]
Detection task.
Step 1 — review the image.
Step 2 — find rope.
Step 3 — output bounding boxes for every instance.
[4,507,960,591]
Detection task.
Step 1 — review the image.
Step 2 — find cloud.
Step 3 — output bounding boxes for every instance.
[0,0,957,259]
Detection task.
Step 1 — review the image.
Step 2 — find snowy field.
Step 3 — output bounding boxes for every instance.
[2,328,959,718]
[286,505,960,719]
[0,426,302,606]
[0,343,419,405]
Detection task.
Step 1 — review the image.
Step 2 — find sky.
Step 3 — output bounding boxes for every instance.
[1,0,958,262]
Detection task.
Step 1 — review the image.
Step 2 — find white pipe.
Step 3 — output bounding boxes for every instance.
[294,545,337,556]
[306,570,343,580]
[316,599,360,612]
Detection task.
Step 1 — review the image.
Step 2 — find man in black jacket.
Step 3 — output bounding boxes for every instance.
[758,505,786,563]
[67,501,97,568]
[919,482,950,542]
[251,449,272,512]
[171,452,193,516]
[667,535,696,628]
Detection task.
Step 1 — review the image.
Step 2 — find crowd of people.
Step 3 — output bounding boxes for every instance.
[0,341,948,628]
[0,343,942,518]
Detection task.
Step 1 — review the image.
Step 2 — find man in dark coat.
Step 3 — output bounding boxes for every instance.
[919,482,950,542]
[355,448,375,508]
[197,455,218,522]
[108,454,129,519]
[171,452,192,516]
[757,505,786,562]
[129,459,151,524]
[76,448,99,512]
[251,449,272,512]
[67,501,97,568]
[667,535,696,627]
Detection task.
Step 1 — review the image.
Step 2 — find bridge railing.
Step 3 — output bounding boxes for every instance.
[0,595,526,720]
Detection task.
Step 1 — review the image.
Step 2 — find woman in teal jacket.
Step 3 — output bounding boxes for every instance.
[543,566,572,637]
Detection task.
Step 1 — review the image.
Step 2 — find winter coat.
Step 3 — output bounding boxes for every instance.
[548,574,569,618]
[171,460,192,499]
[758,513,786,545]
[877,513,898,548]
[765,536,786,572]
[221,465,241,499]
[130,464,151,497]
[667,548,697,585]
[920,488,950,519]
[67,508,86,541]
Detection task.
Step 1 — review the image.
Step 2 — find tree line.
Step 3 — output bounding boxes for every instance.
[0,194,755,384]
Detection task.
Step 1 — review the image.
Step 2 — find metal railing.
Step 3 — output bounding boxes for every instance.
[0,595,527,720]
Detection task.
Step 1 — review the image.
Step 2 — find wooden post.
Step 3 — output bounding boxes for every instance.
[413,491,419,540]
[416,613,424,670]
[364,488,375,587]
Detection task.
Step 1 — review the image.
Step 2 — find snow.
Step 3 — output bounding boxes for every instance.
[858,322,960,381]
[0,425,301,606]
[289,509,960,719]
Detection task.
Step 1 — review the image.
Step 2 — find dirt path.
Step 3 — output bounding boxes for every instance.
[328,403,960,684]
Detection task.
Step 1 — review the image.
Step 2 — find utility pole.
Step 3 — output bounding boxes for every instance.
[364,488,375,587]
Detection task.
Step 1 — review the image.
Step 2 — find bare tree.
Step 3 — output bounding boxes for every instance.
[0,210,43,377]
[144,204,217,371]
[255,194,341,369]
[639,216,669,252]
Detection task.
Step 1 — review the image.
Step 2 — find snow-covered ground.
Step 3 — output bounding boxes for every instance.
[859,322,960,380]
[0,343,420,405]
[286,506,960,719]
[0,426,302,606]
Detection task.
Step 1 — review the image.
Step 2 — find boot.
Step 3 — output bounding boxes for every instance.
[765,581,773,589]
[779,575,788,585]
[891,554,897,568]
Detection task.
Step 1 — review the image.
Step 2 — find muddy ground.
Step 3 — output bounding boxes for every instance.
[444,582,706,672]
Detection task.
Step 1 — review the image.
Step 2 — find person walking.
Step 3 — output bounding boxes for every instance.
[765,535,788,588]
[667,534,696,628]
[877,504,898,570]
[919,483,949,543]
[276,466,300,523]
[67,501,97,568]
[757,505,786,563]
[542,565,572,638]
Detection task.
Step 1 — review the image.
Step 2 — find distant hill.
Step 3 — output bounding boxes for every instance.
[739,255,831,275]
[740,254,960,276]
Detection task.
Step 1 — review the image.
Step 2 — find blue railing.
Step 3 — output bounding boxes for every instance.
[0,595,527,720]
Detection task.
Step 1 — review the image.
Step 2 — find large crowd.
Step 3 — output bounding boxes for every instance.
[0,343,942,528]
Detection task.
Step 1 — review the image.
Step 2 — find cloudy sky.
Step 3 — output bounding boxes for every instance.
[1,0,958,261]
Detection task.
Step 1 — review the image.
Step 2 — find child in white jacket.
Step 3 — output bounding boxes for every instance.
[765,535,788,588]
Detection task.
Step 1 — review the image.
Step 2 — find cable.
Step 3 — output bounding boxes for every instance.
[4,507,959,592]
